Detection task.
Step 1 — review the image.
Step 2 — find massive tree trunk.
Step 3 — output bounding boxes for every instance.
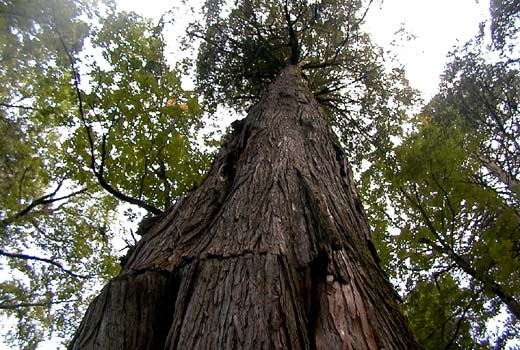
[69,65,418,349]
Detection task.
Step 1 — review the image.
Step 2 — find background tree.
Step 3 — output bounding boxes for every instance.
[0,2,210,348]
[362,7,520,348]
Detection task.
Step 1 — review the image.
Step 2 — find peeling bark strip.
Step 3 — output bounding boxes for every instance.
[69,65,418,349]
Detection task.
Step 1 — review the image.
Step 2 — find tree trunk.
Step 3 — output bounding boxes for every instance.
[69,65,419,350]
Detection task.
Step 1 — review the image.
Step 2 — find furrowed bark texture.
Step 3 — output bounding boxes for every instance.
[69,65,418,349]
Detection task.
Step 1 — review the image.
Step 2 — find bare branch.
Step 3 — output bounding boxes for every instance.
[0,299,77,310]
[1,181,88,226]
[0,249,91,279]
[0,102,41,111]
[479,155,520,201]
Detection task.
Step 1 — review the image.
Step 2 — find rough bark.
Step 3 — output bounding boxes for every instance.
[69,65,419,350]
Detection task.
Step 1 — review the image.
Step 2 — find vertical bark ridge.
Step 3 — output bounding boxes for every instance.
[69,65,418,349]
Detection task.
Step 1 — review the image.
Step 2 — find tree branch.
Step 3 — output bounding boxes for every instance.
[0,249,91,279]
[400,183,520,318]
[284,0,300,65]
[479,155,520,200]
[1,181,88,226]
[429,164,457,239]
[0,102,41,111]
[0,298,77,310]
[55,29,162,215]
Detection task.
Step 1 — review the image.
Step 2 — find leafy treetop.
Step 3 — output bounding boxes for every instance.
[190,0,416,168]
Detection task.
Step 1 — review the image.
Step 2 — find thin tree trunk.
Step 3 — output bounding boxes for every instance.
[69,65,418,350]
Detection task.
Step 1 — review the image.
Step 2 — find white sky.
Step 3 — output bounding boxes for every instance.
[117,0,489,100]
[365,0,488,100]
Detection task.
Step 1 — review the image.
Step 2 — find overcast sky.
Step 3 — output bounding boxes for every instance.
[117,0,489,101]
[365,0,488,100]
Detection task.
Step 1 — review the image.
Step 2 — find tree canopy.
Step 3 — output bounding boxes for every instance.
[362,7,520,348]
[190,0,415,167]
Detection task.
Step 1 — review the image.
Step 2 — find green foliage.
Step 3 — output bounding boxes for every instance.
[404,276,482,350]
[68,11,211,211]
[0,2,211,348]
[190,0,417,168]
[1,195,120,348]
[362,23,520,349]
[490,0,520,52]
[0,0,93,217]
